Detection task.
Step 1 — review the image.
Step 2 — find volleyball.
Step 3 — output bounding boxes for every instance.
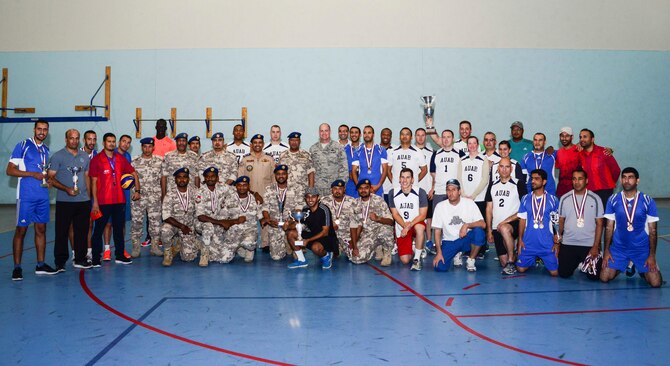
[120,174,135,190]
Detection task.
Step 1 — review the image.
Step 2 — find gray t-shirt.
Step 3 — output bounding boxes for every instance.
[49,148,90,202]
[558,190,604,247]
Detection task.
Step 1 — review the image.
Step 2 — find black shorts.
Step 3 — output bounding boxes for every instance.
[426,198,434,219]
[304,232,338,253]
[492,221,519,257]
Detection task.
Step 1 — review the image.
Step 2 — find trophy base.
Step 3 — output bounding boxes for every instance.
[278,221,284,228]
[295,240,305,247]
[41,183,49,188]
[73,188,80,195]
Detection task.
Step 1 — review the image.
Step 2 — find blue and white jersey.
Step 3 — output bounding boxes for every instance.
[10,138,50,200]
[522,151,557,196]
[388,145,426,190]
[388,187,428,236]
[344,143,361,197]
[418,146,434,193]
[352,144,388,195]
[518,192,560,251]
[80,147,98,160]
[430,148,461,195]
[227,141,251,164]
[263,142,288,164]
[604,191,659,249]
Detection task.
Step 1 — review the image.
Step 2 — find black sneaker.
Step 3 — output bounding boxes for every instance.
[73,260,93,269]
[91,260,102,268]
[55,264,67,273]
[35,264,59,275]
[262,247,270,253]
[12,268,23,281]
[115,256,133,265]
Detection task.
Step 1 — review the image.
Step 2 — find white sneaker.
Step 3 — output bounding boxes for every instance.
[420,248,427,259]
[453,252,463,267]
[391,244,398,256]
[466,257,477,272]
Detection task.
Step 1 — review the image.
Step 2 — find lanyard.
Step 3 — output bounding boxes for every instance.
[238,194,251,213]
[177,189,189,213]
[572,190,588,226]
[531,193,546,228]
[106,153,117,185]
[333,196,345,219]
[621,191,639,232]
[365,146,375,173]
[534,152,545,170]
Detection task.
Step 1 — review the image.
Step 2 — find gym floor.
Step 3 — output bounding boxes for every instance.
[3,202,669,365]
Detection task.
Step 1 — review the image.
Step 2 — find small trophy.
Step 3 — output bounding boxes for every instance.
[291,210,306,246]
[550,211,561,242]
[421,96,436,131]
[68,166,82,195]
[38,163,50,188]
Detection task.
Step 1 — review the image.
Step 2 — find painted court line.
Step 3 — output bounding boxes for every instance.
[462,283,480,291]
[457,306,670,319]
[445,297,455,307]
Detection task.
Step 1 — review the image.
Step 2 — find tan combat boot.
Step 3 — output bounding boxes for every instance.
[199,246,209,267]
[162,247,173,266]
[150,242,163,256]
[131,242,141,258]
[380,248,392,266]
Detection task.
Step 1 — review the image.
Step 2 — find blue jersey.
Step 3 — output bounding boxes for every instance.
[604,191,659,249]
[352,144,388,196]
[518,192,559,251]
[522,151,557,196]
[10,138,50,200]
[344,143,360,197]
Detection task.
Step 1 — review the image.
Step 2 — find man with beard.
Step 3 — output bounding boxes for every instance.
[351,126,389,198]
[337,124,349,147]
[161,168,199,266]
[577,128,620,206]
[162,132,199,197]
[379,127,395,202]
[508,121,533,163]
[188,136,201,157]
[555,127,581,197]
[152,119,176,157]
[279,132,315,210]
[349,179,395,265]
[344,126,362,197]
[198,132,238,186]
[195,167,234,267]
[522,133,557,196]
[261,165,299,260]
[321,179,359,257]
[130,137,164,257]
[219,176,262,263]
[227,124,250,164]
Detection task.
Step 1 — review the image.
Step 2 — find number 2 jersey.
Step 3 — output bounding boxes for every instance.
[485,178,527,228]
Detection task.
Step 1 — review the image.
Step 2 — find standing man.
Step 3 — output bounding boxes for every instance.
[160,168,199,266]
[429,129,461,254]
[379,128,395,202]
[162,132,199,196]
[48,129,91,270]
[81,130,98,159]
[491,140,525,187]
[227,124,250,164]
[600,168,662,288]
[578,128,621,206]
[337,124,349,146]
[263,124,289,164]
[321,179,359,257]
[89,133,140,266]
[555,127,581,197]
[188,136,201,156]
[152,119,176,157]
[195,167,233,267]
[453,121,481,157]
[415,128,435,250]
[260,165,298,261]
[486,157,526,275]
[351,126,389,198]
[309,123,349,197]
[557,169,604,279]
[219,176,262,263]
[343,126,362,197]
[388,169,428,270]
[482,132,501,165]
[431,179,486,272]
[349,179,395,265]
[198,132,237,186]
[387,127,427,190]
[130,137,164,257]
[516,169,560,276]
[508,121,533,163]
[522,133,557,196]
[112,135,133,242]
[279,132,315,210]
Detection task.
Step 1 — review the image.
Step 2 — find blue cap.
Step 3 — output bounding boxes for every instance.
[140,137,154,145]
[188,136,200,144]
[203,166,218,175]
[173,167,190,177]
[235,175,250,184]
[446,178,461,189]
[274,164,288,173]
[175,132,188,140]
[287,132,301,139]
[211,132,224,140]
[331,179,346,188]
[250,133,264,141]
[357,179,372,188]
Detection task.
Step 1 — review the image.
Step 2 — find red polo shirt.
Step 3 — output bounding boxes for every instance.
[578,144,621,191]
[89,151,135,205]
[555,144,580,197]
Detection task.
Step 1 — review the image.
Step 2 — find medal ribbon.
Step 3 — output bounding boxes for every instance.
[362,198,371,225]
[276,185,287,221]
[534,152,545,170]
[177,189,189,213]
[32,139,46,168]
[238,194,251,213]
[333,196,345,219]
[572,190,588,223]
[532,193,546,227]
[106,153,117,185]
[365,146,374,172]
[621,191,639,229]
[209,189,218,212]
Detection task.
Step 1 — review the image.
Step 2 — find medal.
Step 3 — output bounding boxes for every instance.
[278,221,285,227]
[577,218,585,228]
[276,184,287,226]
[627,224,634,232]
[572,190,588,230]
[333,196,345,227]
[335,219,340,225]
[533,222,539,229]
[209,189,219,213]
[365,146,374,175]
[539,223,544,229]
[621,191,639,234]
[534,152,545,170]
[531,193,546,230]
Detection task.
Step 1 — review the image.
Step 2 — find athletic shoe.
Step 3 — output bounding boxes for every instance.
[124,250,131,259]
[502,262,517,275]
[35,264,59,275]
[410,259,422,271]
[288,260,308,269]
[55,264,66,273]
[626,262,636,277]
[12,268,23,281]
[86,251,92,261]
[91,260,102,268]
[115,257,132,265]
[420,248,427,259]
[262,246,270,253]
[425,240,437,255]
[321,253,332,269]
[391,245,398,256]
[381,250,392,266]
[141,238,151,247]
[73,260,93,269]
[476,249,486,260]
[493,256,500,261]
[103,249,112,261]
[453,252,463,267]
[466,257,477,272]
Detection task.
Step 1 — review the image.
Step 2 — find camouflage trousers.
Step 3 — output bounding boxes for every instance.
[130,195,162,249]
[160,223,200,262]
[196,222,226,263]
[266,225,289,261]
[349,225,394,264]
[218,223,258,263]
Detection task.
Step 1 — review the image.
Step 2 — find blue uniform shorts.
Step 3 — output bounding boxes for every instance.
[608,243,651,273]
[517,248,559,271]
[16,198,50,227]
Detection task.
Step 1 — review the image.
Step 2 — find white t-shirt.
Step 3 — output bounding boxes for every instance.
[432,197,483,241]
[387,145,427,190]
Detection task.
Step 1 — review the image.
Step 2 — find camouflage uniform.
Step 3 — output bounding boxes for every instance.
[261,183,299,260]
[130,154,164,256]
[195,183,234,262]
[350,194,394,264]
[162,150,199,189]
[217,193,262,263]
[321,194,360,255]
[161,186,200,262]
[198,149,238,185]
[309,141,349,197]
[278,149,315,210]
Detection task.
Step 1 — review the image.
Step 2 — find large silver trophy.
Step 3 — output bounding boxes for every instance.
[421,96,436,131]
[67,166,82,195]
[38,163,50,188]
[291,210,306,247]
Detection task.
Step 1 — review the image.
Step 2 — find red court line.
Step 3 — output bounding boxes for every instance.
[462,283,480,291]
[366,263,586,366]
[79,270,293,366]
[445,297,454,307]
[457,306,670,318]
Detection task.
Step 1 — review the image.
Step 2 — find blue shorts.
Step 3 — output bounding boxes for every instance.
[434,227,485,272]
[517,248,559,271]
[16,198,50,227]
[608,243,651,273]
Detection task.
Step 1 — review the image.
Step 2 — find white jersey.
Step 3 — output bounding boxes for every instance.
[483,151,501,165]
[388,187,428,236]
[459,154,490,202]
[430,148,461,195]
[485,178,524,228]
[491,158,522,184]
[387,145,427,190]
[417,146,434,193]
[227,142,250,164]
[263,142,289,164]
[432,197,483,241]
[453,139,483,157]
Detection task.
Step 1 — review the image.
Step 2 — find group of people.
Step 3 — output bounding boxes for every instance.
[7,117,662,288]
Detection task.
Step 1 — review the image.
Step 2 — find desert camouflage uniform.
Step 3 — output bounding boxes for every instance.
[195,183,234,261]
[261,183,299,260]
[130,154,164,256]
[309,141,349,197]
[278,149,315,209]
[217,193,262,263]
[161,186,200,262]
[198,150,238,185]
[162,150,199,189]
[321,194,360,255]
[350,194,394,264]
